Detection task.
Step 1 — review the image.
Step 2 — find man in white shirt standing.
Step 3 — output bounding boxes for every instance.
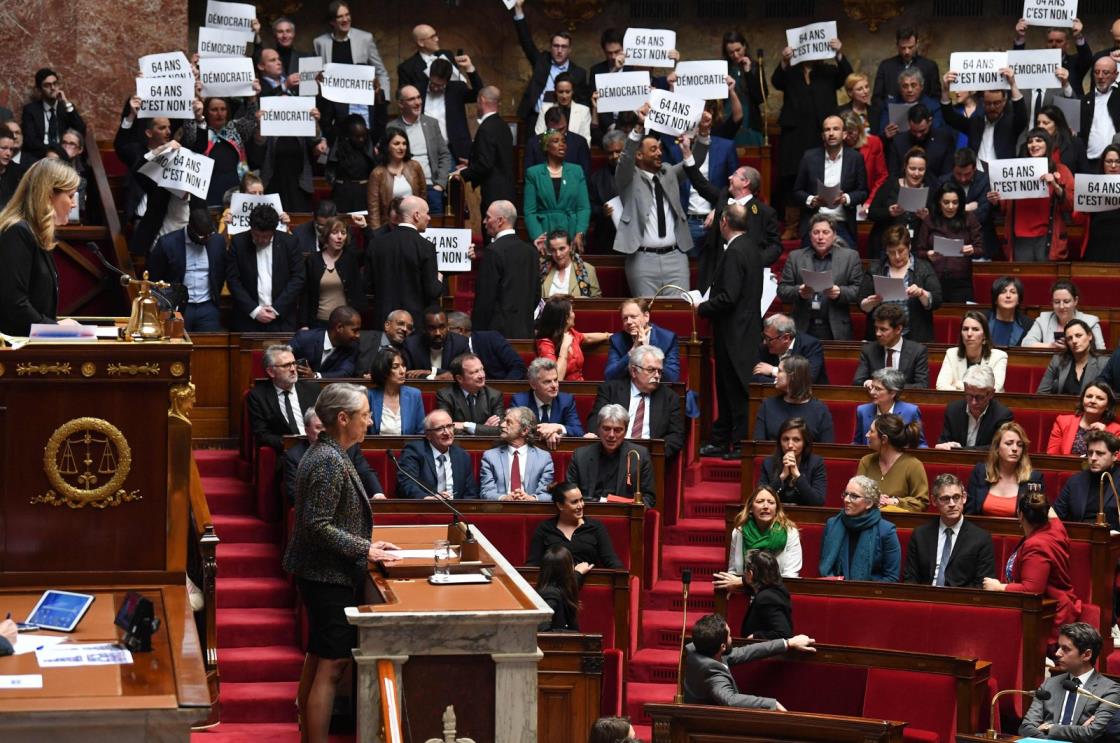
[1080,56,1120,169]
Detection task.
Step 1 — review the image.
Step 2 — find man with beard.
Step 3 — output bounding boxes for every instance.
[402,307,468,380]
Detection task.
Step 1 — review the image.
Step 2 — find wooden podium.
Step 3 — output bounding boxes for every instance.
[0,336,209,740]
[349,523,550,743]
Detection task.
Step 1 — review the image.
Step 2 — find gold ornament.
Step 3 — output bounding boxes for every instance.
[33,417,141,509]
[107,362,160,376]
[843,0,903,32]
[170,361,186,377]
[80,362,96,377]
[17,362,71,376]
[169,382,196,422]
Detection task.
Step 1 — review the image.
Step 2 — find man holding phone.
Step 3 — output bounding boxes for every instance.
[20,68,86,162]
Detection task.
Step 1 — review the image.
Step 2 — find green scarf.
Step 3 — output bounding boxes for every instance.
[741,518,788,555]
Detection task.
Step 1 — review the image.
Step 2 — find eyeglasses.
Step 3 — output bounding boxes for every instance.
[632,365,663,376]
[936,494,965,504]
[426,424,455,433]
[762,333,784,342]
[842,491,865,501]
[271,361,297,369]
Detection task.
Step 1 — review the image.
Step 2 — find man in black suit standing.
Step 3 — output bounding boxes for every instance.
[751,314,828,386]
[246,345,321,453]
[792,115,868,246]
[871,28,942,111]
[146,208,226,332]
[435,353,505,436]
[509,0,588,132]
[1079,56,1120,168]
[853,304,930,388]
[936,365,1013,450]
[397,24,460,92]
[367,195,443,330]
[588,345,685,459]
[424,57,484,163]
[457,86,515,219]
[0,128,24,210]
[20,68,85,162]
[940,68,1027,167]
[226,205,306,333]
[903,474,995,587]
[402,307,469,380]
[289,306,363,379]
[446,312,527,381]
[588,130,624,252]
[886,104,956,178]
[472,200,538,338]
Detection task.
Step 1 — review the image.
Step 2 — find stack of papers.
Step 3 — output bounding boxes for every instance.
[34,643,133,667]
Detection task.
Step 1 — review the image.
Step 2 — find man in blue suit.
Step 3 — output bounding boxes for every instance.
[1055,430,1120,530]
[146,208,226,332]
[289,306,362,379]
[396,409,479,499]
[447,312,527,380]
[479,407,555,500]
[511,357,584,447]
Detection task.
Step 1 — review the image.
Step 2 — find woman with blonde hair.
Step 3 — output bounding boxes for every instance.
[841,109,886,204]
[966,421,1043,516]
[0,157,80,335]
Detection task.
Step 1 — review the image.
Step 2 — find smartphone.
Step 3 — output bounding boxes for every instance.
[297,358,309,368]
[16,622,39,632]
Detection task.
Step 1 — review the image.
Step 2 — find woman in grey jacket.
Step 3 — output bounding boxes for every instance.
[1023,280,1105,351]
[1036,319,1110,396]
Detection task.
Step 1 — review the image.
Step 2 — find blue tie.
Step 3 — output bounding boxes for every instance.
[934,527,953,587]
[1059,677,1081,725]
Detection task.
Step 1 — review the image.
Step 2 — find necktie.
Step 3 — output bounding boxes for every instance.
[886,348,895,368]
[934,527,953,587]
[652,176,667,238]
[631,394,646,438]
[1033,89,1044,119]
[540,403,550,423]
[510,449,522,491]
[282,390,298,433]
[467,393,477,421]
[47,106,57,145]
[437,453,449,493]
[1059,677,1081,725]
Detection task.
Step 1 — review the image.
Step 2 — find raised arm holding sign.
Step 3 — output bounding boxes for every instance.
[785,22,839,66]
[139,146,215,200]
[139,51,193,79]
[623,28,676,68]
[595,71,651,114]
[673,61,729,100]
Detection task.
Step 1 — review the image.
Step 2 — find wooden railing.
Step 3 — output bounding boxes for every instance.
[188,454,220,717]
[377,659,404,743]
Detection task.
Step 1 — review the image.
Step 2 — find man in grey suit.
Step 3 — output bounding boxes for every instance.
[390,85,453,213]
[435,353,504,436]
[777,214,866,341]
[479,407,555,501]
[1020,622,1120,740]
[683,613,816,709]
[313,1,391,97]
[613,105,707,296]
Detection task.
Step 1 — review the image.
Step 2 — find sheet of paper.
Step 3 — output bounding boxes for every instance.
[35,643,133,667]
[606,196,623,228]
[684,288,709,306]
[801,269,834,293]
[948,52,1010,92]
[94,326,121,339]
[896,185,928,212]
[0,675,43,689]
[873,275,909,302]
[1052,95,1081,134]
[13,635,68,655]
[887,102,915,129]
[386,549,437,559]
[815,179,842,207]
[673,60,729,100]
[931,235,964,256]
[761,268,778,315]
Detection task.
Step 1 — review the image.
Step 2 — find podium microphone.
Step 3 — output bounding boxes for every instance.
[1061,677,1120,710]
[986,687,1051,738]
[387,450,478,561]
[673,569,692,704]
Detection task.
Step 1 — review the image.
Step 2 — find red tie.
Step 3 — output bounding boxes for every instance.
[510,449,522,491]
[631,394,646,437]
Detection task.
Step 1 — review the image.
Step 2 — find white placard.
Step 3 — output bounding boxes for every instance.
[873,275,908,302]
[594,71,651,114]
[228,193,285,235]
[896,185,929,212]
[1007,49,1063,91]
[135,78,195,119]
[139,147,214,200]
[1074,174,1120,213]
[949,52,1009,92]
[644,89,704,137]
[425,228,473,272]
[673,61,729,101]
[989,157,1049,200]
[786,22,838,66]
[761,268,778,315]
[320,63,376,105]
[0,675,43,688]
[931,236,964,256]
[501,0,517,8]
[623,28,677,68]
[606,195,623,229]
[259,96,316,137]
[1023,0,1077,27]
[199,56,256,98]
[298,56,324,97]
[139,51,193,79]
[204,0,256,35]
[198,26,250,58]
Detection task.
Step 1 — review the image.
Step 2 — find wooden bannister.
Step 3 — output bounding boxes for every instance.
[188,454,220,717]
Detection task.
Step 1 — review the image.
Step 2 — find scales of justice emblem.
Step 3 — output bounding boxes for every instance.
[33,417,142,509]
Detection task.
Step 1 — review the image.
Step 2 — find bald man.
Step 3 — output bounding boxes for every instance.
[1079,55,1120,163]
[398,24,461,91]
[457,86,515,216]
[388,84,452,213]
[367,196,443,326]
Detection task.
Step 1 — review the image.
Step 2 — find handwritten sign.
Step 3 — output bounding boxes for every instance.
[204,0,256,36]
[135,78,195,119]
[1007,49,1062,90]
[785,22,838,66]
[320,63,376,105]
[139,51,193,80]
[298,56,324,97]
[259,96,316,137]
[198,27,250,58]
[1023,0,1077,27]
[623,28,676,68]
[424,228,473,272]
[673,61,729,100]
[199,56,255,97]
[139,148,214,200]
[949,52,1009,92]
[989,157,1049,200]
[594,71,650,114]
[228,193,285,235]
[1074,174,1120,213]
[644,89,704,137]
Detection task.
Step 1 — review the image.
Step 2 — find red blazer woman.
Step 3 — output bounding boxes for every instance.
[1000,158,1075,261]
[1005,516,1081,642]
[859,134,888,205]
[1046,414,1120,456]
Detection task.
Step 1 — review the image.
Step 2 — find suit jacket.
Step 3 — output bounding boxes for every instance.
[1020,670,1120,741]
[752,333,828,386]
[524,130,592,182]
[887,128,956,179]
[523,162,591,240]
[588,380,685,459]
[852,339,930,388]
[663,134,739,213]
[1079,84,1120,153]
[613,134,706,255]
[402,332,470,375]
[853,401,927,447]
[304,247,366,326]
[367,385,425,436]
[423,70,484,161]
[20,99,86,160]
[146,229,226,310]
[777,246,866,341]
[903,518,995,587]
[225,231,307,333]
[1047,414,1120,457]
[246,380,321,451]
[397,49,455,92]
[0,161,25,209]
[792,146,869,239]
[682,639,788,708]
[513,16,589,121]
[604,325,681,383]
[511,390,583,436]
[938,398,1014,449]
[0,221,59,335]
[386,115,451,188]
[469,330,527,380]
[697,233,766,395]
[1037,353,1111,396]
[535,102,593,144]
[965,464,1044,515]
[435,385,505,436]
[460,112,516,213]
[872,55,943,106]
[367,225,443,330]
[588,161,619,250]
[567,440,655,508]
[942,98,1029,162]
[283,439,383,506]
[479,445,555,500]
[289,328,359,379]
[472,233,538,339]
[1056,466,1120,531]
[396,439,478,499]
[313,28,391,94]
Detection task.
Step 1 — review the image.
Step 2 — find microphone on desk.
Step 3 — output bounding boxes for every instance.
[387,450,478,561]
[985,687,1051,738]
[1061,677,1120,710]
[673,569,692,704]
[88,242,178,310]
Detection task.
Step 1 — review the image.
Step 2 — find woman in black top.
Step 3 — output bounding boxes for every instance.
[536,545,580,632]
[526,482,623,571]
[740,549,793,639]
[1035,105,1088,176]
[326,114,376,213]
[0,158,80,335]
[758,417,826,505]
[304,215,366,328]
[1079,145,1120,263]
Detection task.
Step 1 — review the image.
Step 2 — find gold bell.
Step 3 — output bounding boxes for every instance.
[126,271,167,341]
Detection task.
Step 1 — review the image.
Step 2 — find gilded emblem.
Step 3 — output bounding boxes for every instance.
[80,362,96,377]
[107,362,160,376]
[17,362,71,376]
[170,361,186,377]
[32,417,141,509]
[169,382,196,422]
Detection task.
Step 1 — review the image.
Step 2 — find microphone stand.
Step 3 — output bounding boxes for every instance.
[651,283,698,343]
[1097,470,1117,528]
[673,569,692,704]
[626,449,643,506]
[387,450,479,561]
[986,688,1050,738]
[756,49,769,148]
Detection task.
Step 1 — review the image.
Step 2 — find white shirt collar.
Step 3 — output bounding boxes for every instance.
[398,222,418,231]
[939,516,964,535]
[494,228,516,239]
[479,111,497,124]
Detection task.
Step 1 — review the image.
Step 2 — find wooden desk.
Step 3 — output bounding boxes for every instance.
[644,703,906,742]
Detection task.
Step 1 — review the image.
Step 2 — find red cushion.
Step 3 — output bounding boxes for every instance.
[731,658,867,716]
[601,648,624,716]
[864,667,955,743]
[574,583,616,647]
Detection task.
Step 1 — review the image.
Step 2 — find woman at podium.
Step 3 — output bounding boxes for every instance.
[0,158,80,336]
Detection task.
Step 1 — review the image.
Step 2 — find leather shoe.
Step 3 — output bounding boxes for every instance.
[699,443,727,458]
[722,448,743,461]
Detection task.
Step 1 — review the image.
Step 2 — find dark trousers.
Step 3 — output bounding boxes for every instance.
[183,301,222,332]
[710,341,750,447]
